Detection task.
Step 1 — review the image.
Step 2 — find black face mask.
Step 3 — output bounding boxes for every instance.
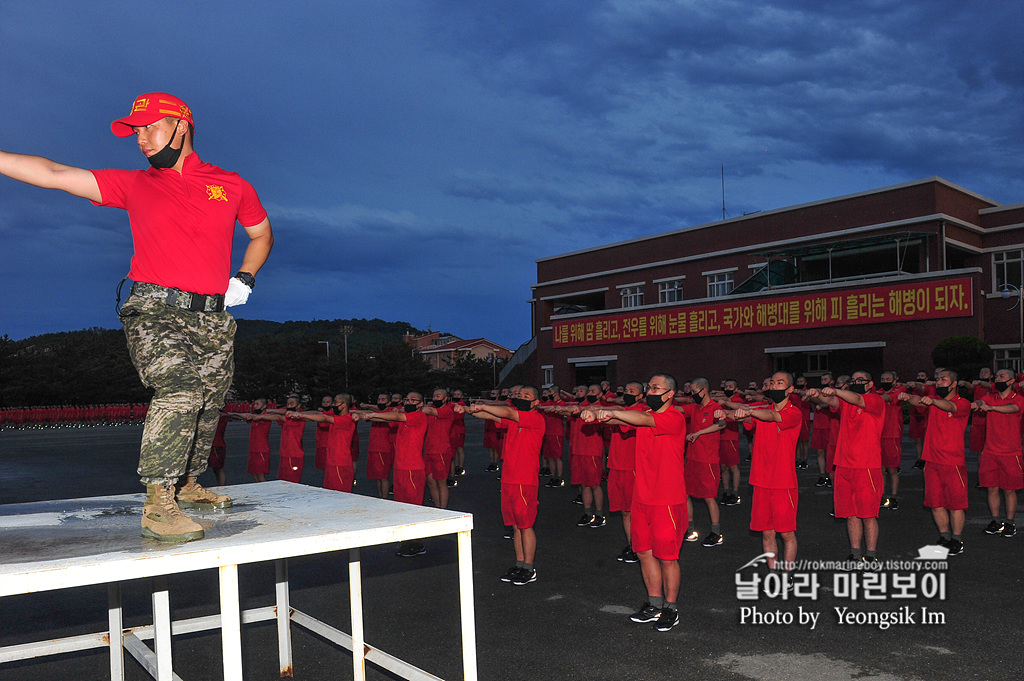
[585,395,599,404]
[939,385,955,398]
[995,381,1010,392]
[879,381,894,391]
[253,407,265,414]
[645,393,667,411]
[616,390,624,397]
[511,398,533,411]
[622,393,639,406]
[404,403,419,413]
[849,383,868,395]
[432,399,445,408]
[390,401,401,407]
[332,406,343,415]
[764,389,789,404]
[377,402,388,410]
[147,119,185,169]
[723,389,735,398]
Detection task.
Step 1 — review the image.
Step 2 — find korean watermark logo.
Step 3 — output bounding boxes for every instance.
[734,546,948,630]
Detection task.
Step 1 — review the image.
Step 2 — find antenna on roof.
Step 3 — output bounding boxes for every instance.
[721,164,727,220]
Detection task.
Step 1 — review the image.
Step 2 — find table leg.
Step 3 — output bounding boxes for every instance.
[275,558,293,677]
[151,575,172,681]
[219,564,243,681]
[108,583,124,681]
[348,548,365,681]
[457,530,478,681]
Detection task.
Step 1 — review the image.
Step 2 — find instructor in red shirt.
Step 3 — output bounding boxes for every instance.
[0,93,273,543]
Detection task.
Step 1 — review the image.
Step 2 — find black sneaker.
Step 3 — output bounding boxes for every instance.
[539,466,551,476]
[824,479,833,488]
[455,466,466,476]
[653,608,679,632]
[888,498,899,510]
[880,496,891,509]
[396,543,426,558]
[500,566,522,583]
[684,529,700,542]
[554,477,566,487]
[1003,523,1017,538]
[984,520,1005,535]
[577,514,595,527]
[446,476,458,488]
[544,478,558,488]
[863,556,881,571]
[630,602,662,623]
[729,494,742,506]
[486,463,498,472]
[511,568,537,585]
[946,539,964,556]
[503,527,514,540]
[572,493,584,505]
[621,550,640,564]
[702,532,723,547]
[589,514,607,528]
[912,459,925,469]
[815,477,828,487]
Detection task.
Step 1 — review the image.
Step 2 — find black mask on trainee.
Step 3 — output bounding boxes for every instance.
[511,398,533,411]
[622,393,639,406]
[147,119,185,169]
[252,407,265,414]
[995,381,1010,392]
[879,381,894,391]
[939,384,956,398]
[390,401,401,407]
[404,403,419,413]
[645,393,667,411]
[377,402,388,410]
[849,383,869,395]
[432,399,445,408]
[585,395,599,404]
[723,389,735,398]
[332,406,343,415]
[764,389,789,404]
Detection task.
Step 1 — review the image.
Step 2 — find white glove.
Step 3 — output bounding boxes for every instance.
[224,277,252,307]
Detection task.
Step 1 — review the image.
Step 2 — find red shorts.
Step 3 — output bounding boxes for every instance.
[247,450,270,475]
[607,469,635,512]
[718,439,739,467]
[978,453,1024,490]
[684,459,721,500]
[810,423,829,449]
[630,501,688,561]
[542,434,564,459]
[923,462,968,510]
[969,420,986,453]
[323,465,354,492]
[425,450,451,480]
[833,466,883,519]
[825,440,837,472]
[798,419,810,442]
[277,456,304,483]
[750,487,798,533]
[366,448,394,480]
[208,445,226,469]
[909,415,927,440]
[501,483,539,529]
[393,468,426,505]
[881,438,902,468]
[483,430,499,450]
[315,446,327,470]
[450,427,466,449]
[571,455,602,487]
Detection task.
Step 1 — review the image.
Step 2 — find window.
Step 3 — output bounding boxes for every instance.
[620,285,644,308]
[807,352,829,373]
[993,250,1024,290]
[706,272,734,298]
[542,366,554,386]
[994,348,1021,373]
[658,279,685,304]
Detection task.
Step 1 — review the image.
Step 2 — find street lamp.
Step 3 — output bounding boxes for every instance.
[340,325,354,390]
[1000,284,1023,373]
[318,340,330,359]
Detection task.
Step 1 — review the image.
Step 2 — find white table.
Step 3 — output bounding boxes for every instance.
[0,481,476,680]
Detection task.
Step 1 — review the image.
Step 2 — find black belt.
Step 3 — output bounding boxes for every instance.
[130,282,226,313]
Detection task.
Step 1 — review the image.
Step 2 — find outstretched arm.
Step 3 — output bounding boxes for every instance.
[0,150,101,202]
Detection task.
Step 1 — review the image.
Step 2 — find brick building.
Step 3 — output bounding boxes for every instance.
[512,178,1024,388]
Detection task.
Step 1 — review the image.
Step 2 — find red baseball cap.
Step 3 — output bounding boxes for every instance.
[110,93,194,137]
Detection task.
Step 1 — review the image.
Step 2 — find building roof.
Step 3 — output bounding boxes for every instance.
[417,338,511,355]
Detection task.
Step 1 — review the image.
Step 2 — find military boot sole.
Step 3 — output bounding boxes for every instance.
[141,524,205,543]
[177,498,233,511]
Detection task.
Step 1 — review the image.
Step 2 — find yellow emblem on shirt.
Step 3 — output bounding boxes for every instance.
[206,185,228,201]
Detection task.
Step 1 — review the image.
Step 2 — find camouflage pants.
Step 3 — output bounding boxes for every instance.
[121,287,236,486]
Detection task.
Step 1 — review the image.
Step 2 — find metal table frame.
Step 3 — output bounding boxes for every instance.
[0,481,477,680]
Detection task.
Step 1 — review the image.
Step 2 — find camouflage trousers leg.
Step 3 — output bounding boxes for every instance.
[122,298,236,486]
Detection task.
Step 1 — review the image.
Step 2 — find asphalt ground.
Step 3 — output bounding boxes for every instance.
[0,418,1021,681]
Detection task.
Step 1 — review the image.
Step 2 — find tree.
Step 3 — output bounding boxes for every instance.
[931,335,993,380]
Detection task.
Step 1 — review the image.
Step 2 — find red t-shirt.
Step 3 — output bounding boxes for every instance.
[980,392,1024,456]
[279,418,306,458]
[877,386,906,438]
[394,410,428,470]
[575,418,604,456]
[608,404,643,470]
[834,393,885,468]
[682,401,722,463]
[326,414,356,467]
[499,410,545,484]
[748,401,802,489]
[424,403,455,454]
[212,414,229,447]
[633,409,687,505]
[248,420,271,453]
[720,393,745,441]
[367,408,392,452]
[922,397,970,465]
[91,153,267,295]
[316,409,332,448]
[542,400,566,436]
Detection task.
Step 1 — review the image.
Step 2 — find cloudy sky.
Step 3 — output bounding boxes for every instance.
[1,1,1020,349]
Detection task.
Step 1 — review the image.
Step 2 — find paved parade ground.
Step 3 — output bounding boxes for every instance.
[0,419,1020,680]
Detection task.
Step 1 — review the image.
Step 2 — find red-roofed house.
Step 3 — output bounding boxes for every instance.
[404,332,512,370]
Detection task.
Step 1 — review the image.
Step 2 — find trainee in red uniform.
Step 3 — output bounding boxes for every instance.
[393,411,428,505]
[978,392,1024,491]
[500,410,545,529]
[247,419,272,475]
[277,418,306,483]
[607,404,642,512]
[367,408,395,480]
[748,401,801,533]
[878,385,907,467]
[683,401,722,500]
[631,409,687,561]
[324,414,356,493]
[832,394,885,519]
[209,413,229,469]
[922,396,970,510]
[424,403,455,481]
[719,393,745,466]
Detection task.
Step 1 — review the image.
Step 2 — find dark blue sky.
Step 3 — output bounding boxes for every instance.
[2,1,1021,350]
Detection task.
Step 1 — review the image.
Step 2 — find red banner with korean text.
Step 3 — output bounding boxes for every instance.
[552,278,973,348]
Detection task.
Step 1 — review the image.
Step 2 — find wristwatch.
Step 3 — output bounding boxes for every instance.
[235,271,256,289]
